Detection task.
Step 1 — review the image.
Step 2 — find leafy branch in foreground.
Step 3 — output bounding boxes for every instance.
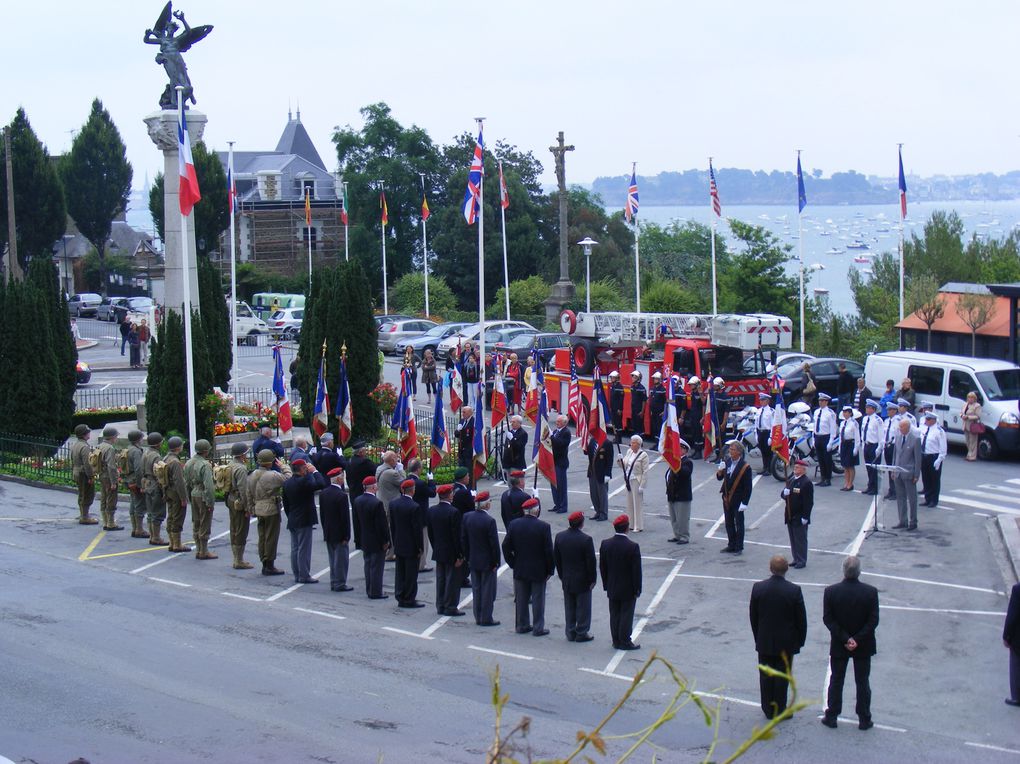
[486,652,810,764]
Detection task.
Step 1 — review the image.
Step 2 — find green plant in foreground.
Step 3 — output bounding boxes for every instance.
[487,652,808,763]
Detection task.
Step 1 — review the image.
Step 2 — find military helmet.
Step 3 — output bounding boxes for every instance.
[194,439,211,454]
[230,442,249,456]
[147,432,164,446]
[257,448,276,465]
[167,436,184,450]
[74,424,90,438]
[127,430,144,444]
[102,426,119,439]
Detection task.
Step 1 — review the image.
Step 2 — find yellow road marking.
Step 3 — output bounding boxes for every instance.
[78,530,106,561]
[81,538,194,561]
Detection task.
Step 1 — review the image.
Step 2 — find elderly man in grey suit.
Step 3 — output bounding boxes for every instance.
[891,419,922,531]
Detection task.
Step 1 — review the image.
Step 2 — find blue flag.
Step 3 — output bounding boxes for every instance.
[796,153,807,213]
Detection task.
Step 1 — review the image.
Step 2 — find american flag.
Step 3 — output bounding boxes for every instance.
[624,165,639,223]
[567,352,581,426]
[898,145,907,220]
[462,128,484,224]
[498,161,510,210]
[709,160,722,217]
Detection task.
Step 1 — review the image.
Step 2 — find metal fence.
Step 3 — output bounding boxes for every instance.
[0,431,72,484]
[75,386,148,411]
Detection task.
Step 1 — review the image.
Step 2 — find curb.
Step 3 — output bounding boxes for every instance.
[0,473,130,503]
[88,365,145,373]
[997,515,1020,583]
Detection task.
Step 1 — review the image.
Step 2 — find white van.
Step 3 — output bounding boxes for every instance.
[233,300,269,344]
[864,351,1020,459]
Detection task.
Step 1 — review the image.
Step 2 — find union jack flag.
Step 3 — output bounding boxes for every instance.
[709,160,722,217]
[462,128,484,225]
[624,165,639,223]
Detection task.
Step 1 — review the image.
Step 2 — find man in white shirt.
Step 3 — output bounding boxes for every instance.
[756,392,775,476]
[813,393,838,487]
[859,400,882,496]
[920,411,947,508]
[882,402,901,500]
[896,399,918,430]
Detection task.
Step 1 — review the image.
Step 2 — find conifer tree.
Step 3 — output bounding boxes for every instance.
[198,256,231,389]
[145,309,215,445]
[27,258,76,436]
[340,260,380,440]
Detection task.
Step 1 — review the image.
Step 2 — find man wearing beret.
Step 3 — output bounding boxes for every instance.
[461,491,501,626]
[283,458,327,583]
[427,484,465,616]
[500,470,530,532]
[554,511,597,642]
[225,442,254,569]
[69,424,98,525]
[97,426,123,531]
[503,497,554,636]
[389,478,425,607]
[782,459,813,569]
[244,449,293,575]
[600,515,642,650]
[319,466,354,592]
[353,476,390,599]
[184,439,217,560]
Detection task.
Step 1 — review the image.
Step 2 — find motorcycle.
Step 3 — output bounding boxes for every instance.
[769,410,844,482]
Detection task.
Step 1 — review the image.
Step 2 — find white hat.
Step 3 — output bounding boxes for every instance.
[688,375,700,384]
[609,370,620,378]
[713,377,724,386]
[630,370,642,378]
[652,371,662,378]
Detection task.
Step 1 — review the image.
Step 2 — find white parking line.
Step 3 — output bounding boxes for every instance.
[382,626,433,640]
[882,605,1005,616]
[748,500,784,530]
[676,572,827,588]
[468,645,535,661]
[603,560,683,676]
[222,592,262,602]
[294,607,346,621]
[130,528,233,574]
[264,566,331,602]
[695,691,759,709]
[148,577,190,587]
[578,667,635,682]
[955,489,1020,506]
[940,495,1020,516]
[965,742,1020,756]
[827,715,907,733]
[861,571,1004,595]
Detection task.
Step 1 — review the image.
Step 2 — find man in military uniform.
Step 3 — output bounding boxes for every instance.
[427,484,464,616]
[353,476,390,599]
[125,430,148,538]
[184,439,217,560]
[69,424,98,525]
[461,491,501,627]
[163,436,191,553]
[782,459,814,569]
[225,442,253,569]
[648,372,666,447]
[141,432,167,545]
[609,371,625,444]
[245,449,293,575]
[629,370,647,439]
[319,466,353,592]
[97,427,123,531]
[389,479,425,607]
[554,511,597,642]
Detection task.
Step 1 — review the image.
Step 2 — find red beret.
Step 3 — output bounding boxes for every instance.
[509,470,526,478]
[362,476,377,486]
[290,459,307,468]
[475,491,490,502]
[612,515,630,529]
[794,459,808,467]
[327,467,343,478]
[401,478,416,490]
[522,497,540,509]
[568,511,583,523]
[437,484,454,496]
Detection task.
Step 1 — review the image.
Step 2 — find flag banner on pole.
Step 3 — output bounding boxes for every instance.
[658,375,683,472]
[576,393,591,452]
[498,161,510,210]
[709,160,722,217]
[567,352,581,426]
[472,383,487,480]
[533,388,556,487]
[340,188,349,225]
[177,108,201,216]
[624,167,639,223]
[337,355,353,446]
[523,349,543,424]
[462,128,484,224]
[796,154,807,214]
[491,372,508,428]
[702,385,716,460]
[590,367,611,448]
[227,154,236,214]
[272,345,293,434]
[312,354,330,437]
[430,392,451,470]
[390,368,418,462]
[422,193,430,222]
[448,359,464,413]
[770,373,789,464]
[898,146,907,219]
[305,188,312,226]
[380,191,388,227]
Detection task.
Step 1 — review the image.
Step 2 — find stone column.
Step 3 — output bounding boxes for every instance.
[544,131,575,324]
[144,109,206,315]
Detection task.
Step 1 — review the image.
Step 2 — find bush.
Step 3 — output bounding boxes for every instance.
[72,407,137,431]
[569,278,629,312]
[388,272,457,318]
[642,279,704,313]
[487,275,550,318]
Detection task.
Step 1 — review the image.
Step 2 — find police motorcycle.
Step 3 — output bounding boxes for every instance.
[769,401,844,482]
[729,406,765,462]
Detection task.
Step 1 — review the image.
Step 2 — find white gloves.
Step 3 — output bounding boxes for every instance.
[504,430,514,442]
[801,518,808,525]
[782,488,790,497]
[426,472,434,481]
[934,457,944,470]
[738,503,748,512]
[396,462,404,472]
[603,475,611,484]
[637,487,644,495]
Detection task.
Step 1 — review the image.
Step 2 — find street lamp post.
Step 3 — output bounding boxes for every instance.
[578,237,598,313]
[60,234,74,297]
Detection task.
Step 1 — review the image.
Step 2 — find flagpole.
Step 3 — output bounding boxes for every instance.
[176,86,197,455]
[227,141,239,390]
[342,181,349,262]
[898,143,905,322]
[797,150,805,353]
[378,179,388,315]
[306,189,313,292]
[499,161,510,321]
[709,157,717,316]
[420,173,430,317]
[475,118,486,404]
[632,161,641,314]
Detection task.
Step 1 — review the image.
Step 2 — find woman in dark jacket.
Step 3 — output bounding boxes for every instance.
[665,441,694,544]
[420,349,438,404]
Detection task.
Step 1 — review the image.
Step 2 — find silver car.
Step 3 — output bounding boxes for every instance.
[68,293,103,317]
[267,308,304,340]
[378,319,439,354]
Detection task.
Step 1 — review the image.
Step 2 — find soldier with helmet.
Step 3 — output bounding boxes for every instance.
[648,371,666,446]
[225,442,253,569]
[163,436,191,553]
[245,449,293,575]
[97,426,123,531]
[609,371,625,445]
[125,430,148,538]
[69,424,98,525]
[184,439,217,560]
[141,432,168,545]
[629,370,647,438]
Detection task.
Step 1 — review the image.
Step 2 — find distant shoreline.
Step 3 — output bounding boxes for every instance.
[626,198,1020,208]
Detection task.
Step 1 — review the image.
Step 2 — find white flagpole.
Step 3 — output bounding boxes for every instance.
[379,179,388,315]
[476,118,486,398]
[632,161,641,313]
[499,161,510,321]
[709,158,718,316]
[228,142,239,390]
[898,143,905,322]
[797,151,805,353]
[420,172,430,317]
[306,190,313,292]
[342,181,349,262]
[176,86,197,455]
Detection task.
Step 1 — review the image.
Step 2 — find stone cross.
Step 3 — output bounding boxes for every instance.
[549,131,575,283]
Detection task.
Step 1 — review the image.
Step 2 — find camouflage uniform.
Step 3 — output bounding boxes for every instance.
[245,451,292,574]
[184,442,216,559]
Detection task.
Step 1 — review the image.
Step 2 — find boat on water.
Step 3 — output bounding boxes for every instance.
[814,288,830,295]
[819,231,832,236]
[847,239,869,249]
[826,247,845,255]
[862,269,873,276]
[853,256,870,263]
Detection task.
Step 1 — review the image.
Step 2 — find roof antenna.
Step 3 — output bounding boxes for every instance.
[288,98,292,121]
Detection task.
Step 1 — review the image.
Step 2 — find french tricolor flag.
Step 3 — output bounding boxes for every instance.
[177,108,201,216]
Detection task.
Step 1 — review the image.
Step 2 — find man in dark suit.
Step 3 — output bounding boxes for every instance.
[599,515,642,650]
[822,555,880,730]
[389,479,425,608]
[407,458,436,572]
[451,467,475,586]
[550,414,571,514]
[455,406,475,470]
[352,476,390,599]
[500,471,529,531]
[609,371,625,444]
[309,432,346,475]
[426,484,464,617]
[629,370,647,437]
[782,459,813,568]
[554,511,597,642]
[461,491,501,626]
[502,497,554,636]
[345,441,378,502]
[1004,582,1020,707]
[716,441,753,554]
[749,555,808,719]
[318,467,353,592]
[282,459,328,584]
[648,372,666,448]
[501,415,528,480]
[587,435,613,521]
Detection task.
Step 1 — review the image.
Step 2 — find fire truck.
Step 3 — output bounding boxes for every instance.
[543,310,793,436]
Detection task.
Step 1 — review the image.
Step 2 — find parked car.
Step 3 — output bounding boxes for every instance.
[436,320,537,359]
[394,322,472,357]
[67,293,102,318]
[96,296,126,322]
[374,313,414,329]
[779,356,864,405]
[742,351,815,375]
[267,308,304,340]
[113,296,154,323]
[497,332,570,368]
[233,300,268,344]
[76,360,92,385]
[378,319,439,354]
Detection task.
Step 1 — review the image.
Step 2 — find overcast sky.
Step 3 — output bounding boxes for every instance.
[3,1,1018,193]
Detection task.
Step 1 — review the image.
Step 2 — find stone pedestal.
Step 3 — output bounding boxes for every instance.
[143,109,206,315]
[544,279,575,324]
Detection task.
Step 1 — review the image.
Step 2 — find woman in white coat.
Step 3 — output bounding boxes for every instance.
[619,434,650,532]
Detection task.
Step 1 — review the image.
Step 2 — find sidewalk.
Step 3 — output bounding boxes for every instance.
[999,515,1020,583]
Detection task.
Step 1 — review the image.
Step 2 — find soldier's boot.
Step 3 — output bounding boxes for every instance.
[130,514,148,538]
[197,539,218,560]
[105,509,124,531]
[232,546,254,570]
[78,507,98,525]
[169,532,192,553]
[149,520,168,546]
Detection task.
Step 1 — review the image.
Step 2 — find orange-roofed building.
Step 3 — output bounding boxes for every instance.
[897,283,1011,360]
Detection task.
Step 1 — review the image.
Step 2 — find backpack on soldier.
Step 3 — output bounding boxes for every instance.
[213,463,233,494]
[119,448,131,473]
[153,459,169,489]
[87,448,102,474]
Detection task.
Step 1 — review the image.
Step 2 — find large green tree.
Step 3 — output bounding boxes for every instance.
[0,108,67,270]
[148,141,229,256]
[198,257,231,389]
[27,258,76,436]
[719,220,802,324]
[639,220,725,308]
[60,99,132,296]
